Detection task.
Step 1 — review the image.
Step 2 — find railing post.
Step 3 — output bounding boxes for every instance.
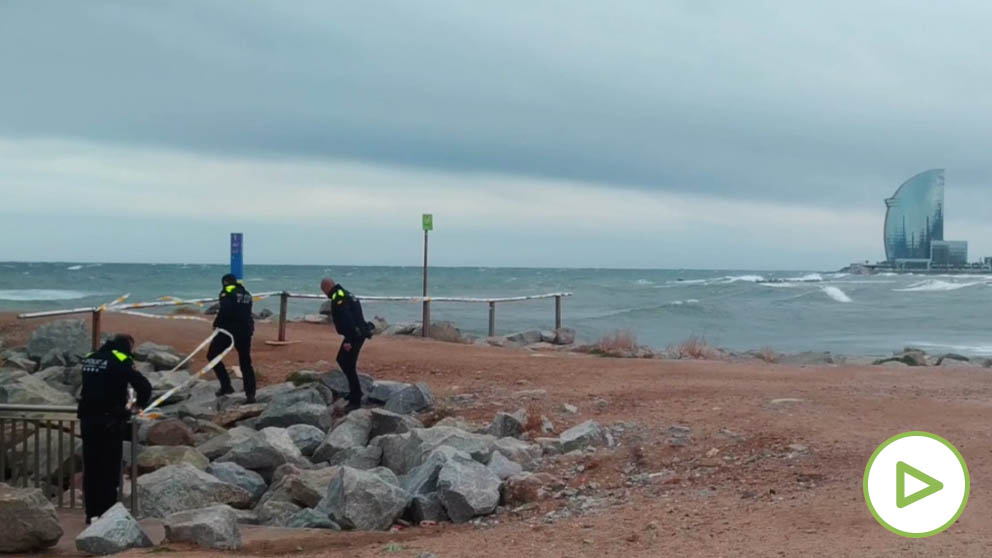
[555,295,562,330]
[422,300,431,338]
[488,302,496,337]
[278,292,288,342]
[91,310,102,351]
[130,419,138,514]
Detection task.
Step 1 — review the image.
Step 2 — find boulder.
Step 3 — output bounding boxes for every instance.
[268,385,332,407]
[875,348,929,367]
[39,349,68,370]
[287,508,340,530]
[147,419,196,446]
[779,351,845,366]
[488,409,527,439]
[320,370,375,400]
[418,321,464,343]
[559,420,607,453]
[400,446,468,496]
[317,467,409,531]
[197,426,257,460]
[287,370,324,386]
[936,353,972,366]
[384,322,419,336]
[75,502,152,555]
[312,409,373,463]
[377,427,497,475]
[215,427,307,476]
[148,351,185,371]
[0,484,63,553]
[327,446,383,470]
[136,464,252,518]
[436,455,501,523]
[0,374,76,405]
[368,380,412,403]
[207,462,267,504]
[369,409,423,438]
[137,446,209,474]
[4,425,79,480]
[257,401,333,431]
[486,451,523,480]
[3,354,36,372]
[211,403,267,428]
[164,504,242,550]
[132,342,177,361]
[256,308,274,320]
[505,330,543,346]
[287,424,325,457]
[258,466,342,510]
[384,383,435,415]
[26,319,90,363]
[256,500,302,527]
[408,493,449,523]
[492,437,542,469]
[501,473,557,507]
[552,328,576,345]
[304,314,328,324]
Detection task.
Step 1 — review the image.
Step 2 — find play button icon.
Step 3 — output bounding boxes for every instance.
[864,432,969,538]
[896,461,943,508]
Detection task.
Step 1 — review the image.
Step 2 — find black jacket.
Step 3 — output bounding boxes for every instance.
[328,285,369,343]
[213,283,254,336]
[78,344,152,420]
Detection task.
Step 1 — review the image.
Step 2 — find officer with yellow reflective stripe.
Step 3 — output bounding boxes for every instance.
[321,277,375,412]
[78,334,152,522]
[208,273,257,402]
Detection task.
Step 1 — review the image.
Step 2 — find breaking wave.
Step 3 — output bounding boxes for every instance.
[821,286,852,303]
[0,289,94,301]
[894,280,986,293]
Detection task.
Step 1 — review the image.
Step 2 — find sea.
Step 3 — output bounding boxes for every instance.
[1,262,991,358]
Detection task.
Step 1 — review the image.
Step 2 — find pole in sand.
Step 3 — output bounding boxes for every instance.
[422,214,433,338]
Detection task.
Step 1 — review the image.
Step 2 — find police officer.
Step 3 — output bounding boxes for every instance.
[78,334,151,522]
[321,277,374,412]
[208,273,257,402]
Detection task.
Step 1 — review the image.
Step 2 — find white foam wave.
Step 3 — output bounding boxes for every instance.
[908,342,992,356]
[821,286,852,303]
[67,265,83,271]
[666,299,700,306]
[635,279,653,286]
[723,275,765,283]
[0,289,94,301]
[894,280,985,292]
[760,282,798,288]
[785,273,824,282]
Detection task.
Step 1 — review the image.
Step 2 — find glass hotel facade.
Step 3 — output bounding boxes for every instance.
[883,169,945,263]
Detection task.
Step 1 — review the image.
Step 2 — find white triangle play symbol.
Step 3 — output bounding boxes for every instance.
[904,474,929,498]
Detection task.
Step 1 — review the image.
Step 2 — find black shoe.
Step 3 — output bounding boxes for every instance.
[215,386,235,397]
[245,394,256,404]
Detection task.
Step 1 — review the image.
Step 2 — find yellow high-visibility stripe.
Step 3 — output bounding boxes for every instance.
[111,350,129,362]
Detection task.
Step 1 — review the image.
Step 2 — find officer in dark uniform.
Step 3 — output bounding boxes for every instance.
[78,334,151,522]
[321,277,374,412]
[208,273,257,402]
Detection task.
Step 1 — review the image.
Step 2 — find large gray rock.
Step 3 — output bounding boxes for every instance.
[196,426,257,460]
[327,446,383,470]
[376,427,497,475]
[148,351,185,371]
[146,418,196,446]
[287,424,326,457]
[552,328,576,345]
[436,455,501,523]
[559,420,607,453]
[320,370,375,400]
[287,508,341,530]
[255,500,303,527]
[164,504,242,550]
[368,380,412,403]
[0,373,76,405]
[136,464,253,518]
[26,319,90,363]
[137,445,209,474]
[207,462,267,504]
[257,401,333,431]
[312,409,373,463]
[408,493,449,524]
[132,342,178,361]
[400,446,469,496]
[258,466,342,510]
[492,437,543,470]
[369,409,423,438]
[486,451,524,480]
[505,330,544,346]
[384,383,435,415]
[488,410,527,439]
[268,385,332,408]
[39,349,68,370]
[317,466,409,531]
[0,484,63,553]
[75,502,153,555]
[3,354,37,372]
[215,427,307,475]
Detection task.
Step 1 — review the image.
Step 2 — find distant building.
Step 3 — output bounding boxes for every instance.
[884,169,944,264]
[930,240,968,267]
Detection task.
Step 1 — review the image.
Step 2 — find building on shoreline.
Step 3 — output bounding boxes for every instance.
[843,169,981,274]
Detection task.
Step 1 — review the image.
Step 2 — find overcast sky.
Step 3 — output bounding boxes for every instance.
[2,1,990,269]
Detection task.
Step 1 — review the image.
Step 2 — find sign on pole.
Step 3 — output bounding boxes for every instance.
[422,213,433,231]
[230,233,244,279]
[421,214,432,337]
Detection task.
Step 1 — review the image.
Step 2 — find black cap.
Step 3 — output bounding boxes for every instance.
[221,273,238,285]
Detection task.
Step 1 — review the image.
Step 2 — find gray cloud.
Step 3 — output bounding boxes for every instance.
[3,0,992,214]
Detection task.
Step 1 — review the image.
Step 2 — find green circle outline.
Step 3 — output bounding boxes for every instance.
[863,431,970,538]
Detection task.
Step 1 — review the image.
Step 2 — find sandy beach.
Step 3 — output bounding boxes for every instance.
[3,312,991,557]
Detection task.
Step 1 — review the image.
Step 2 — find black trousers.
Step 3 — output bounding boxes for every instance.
[208,331,256,398]
[81,418,124,519]
[336,338,365,406]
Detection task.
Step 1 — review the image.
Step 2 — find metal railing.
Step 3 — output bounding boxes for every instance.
[0,405,138,513]
[17,290,572,347]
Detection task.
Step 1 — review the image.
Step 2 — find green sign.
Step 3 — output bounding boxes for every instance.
[422,213,433,231]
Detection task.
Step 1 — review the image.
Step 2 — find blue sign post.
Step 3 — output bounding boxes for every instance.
[230,233,244,279]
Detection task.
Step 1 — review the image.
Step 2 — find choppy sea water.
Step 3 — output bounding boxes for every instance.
[2,262,991,357]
